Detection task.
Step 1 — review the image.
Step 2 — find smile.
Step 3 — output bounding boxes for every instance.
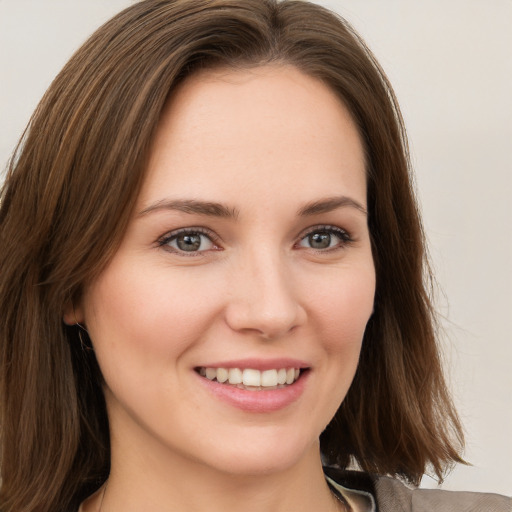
[197,367,302,390]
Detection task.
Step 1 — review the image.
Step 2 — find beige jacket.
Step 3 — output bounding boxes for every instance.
[325,467,512,512]
[374,475,511,512]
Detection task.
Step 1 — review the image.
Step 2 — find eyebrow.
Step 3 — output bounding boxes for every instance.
[138,199,239,219]
[138,195,367,219]
[298,196,367,216]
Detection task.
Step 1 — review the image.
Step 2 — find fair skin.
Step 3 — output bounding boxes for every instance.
[70,65,375,512]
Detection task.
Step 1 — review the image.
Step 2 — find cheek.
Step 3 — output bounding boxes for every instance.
[307,264,375,351]
[300,264,375,432]
[81,259,225,374]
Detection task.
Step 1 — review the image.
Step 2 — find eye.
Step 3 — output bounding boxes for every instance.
[159,228,218,254]
[297,226,352,251]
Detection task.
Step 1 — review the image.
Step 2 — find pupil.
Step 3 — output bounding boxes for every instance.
[177,234,201,251]
[309,232,330,249]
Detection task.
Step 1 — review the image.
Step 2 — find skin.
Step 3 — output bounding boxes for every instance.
[70,65,375,512]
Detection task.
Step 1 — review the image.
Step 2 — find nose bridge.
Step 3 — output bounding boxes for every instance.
[225,245,304,338]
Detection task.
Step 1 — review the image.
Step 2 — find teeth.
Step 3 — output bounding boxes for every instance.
[216,367,229,383]
[199,366,302,388]
[261,369,278,387]
[228,368,242,384]
[205,367,217,380]
[243,368,261,386]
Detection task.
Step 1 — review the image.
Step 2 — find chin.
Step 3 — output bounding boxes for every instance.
[190,429,320,478]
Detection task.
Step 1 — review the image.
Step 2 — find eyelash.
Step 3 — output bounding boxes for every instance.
[296,225,354,252]
[157,225,354,255]
[157,227,221,256]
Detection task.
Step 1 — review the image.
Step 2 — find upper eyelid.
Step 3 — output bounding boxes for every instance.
[297,224,352,239]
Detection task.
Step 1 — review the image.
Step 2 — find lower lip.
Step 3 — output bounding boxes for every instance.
[197,371,309,413]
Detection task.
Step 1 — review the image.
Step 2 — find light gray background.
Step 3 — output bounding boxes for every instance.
[1,0,510,496]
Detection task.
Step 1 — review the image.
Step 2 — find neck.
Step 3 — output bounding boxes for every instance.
[88,440,339,512]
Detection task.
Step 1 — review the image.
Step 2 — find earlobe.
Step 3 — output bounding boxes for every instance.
[62,300,85,326]
[63,300,93,351]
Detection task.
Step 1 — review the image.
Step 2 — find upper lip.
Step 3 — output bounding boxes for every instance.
[195,358,310,371]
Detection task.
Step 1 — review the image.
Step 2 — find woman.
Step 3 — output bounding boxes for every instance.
[0,1,509,511]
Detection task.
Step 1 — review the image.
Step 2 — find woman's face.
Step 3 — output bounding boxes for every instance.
[75,66,375,477]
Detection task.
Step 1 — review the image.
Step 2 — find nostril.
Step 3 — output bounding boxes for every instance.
[224,303,307,340]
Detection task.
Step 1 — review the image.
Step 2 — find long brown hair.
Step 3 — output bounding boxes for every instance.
[0,1,464,510]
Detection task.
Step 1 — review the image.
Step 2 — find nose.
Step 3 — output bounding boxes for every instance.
[224,249,306,339]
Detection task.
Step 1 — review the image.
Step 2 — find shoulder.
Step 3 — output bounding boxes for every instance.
[373,474,511,512]
[324,467,512,512]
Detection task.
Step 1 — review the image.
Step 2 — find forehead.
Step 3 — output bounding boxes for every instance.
[140,65,367,210]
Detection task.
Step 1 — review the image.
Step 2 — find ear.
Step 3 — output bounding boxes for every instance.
[62,300,85,326]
